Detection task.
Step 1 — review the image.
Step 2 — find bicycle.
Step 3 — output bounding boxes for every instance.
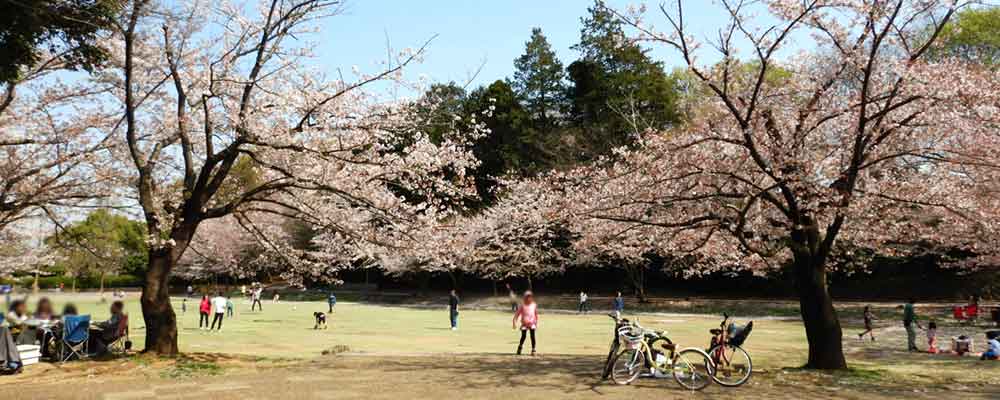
[608,315,715,390]
[707,313,754,387]
[602,314,631,380]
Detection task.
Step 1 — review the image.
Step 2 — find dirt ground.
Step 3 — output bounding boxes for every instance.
[11,352,1000,400]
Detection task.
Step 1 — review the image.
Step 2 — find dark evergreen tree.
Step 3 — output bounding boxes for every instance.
[511,28,567,132]
[566,0,680,158]
[0,0,121,83]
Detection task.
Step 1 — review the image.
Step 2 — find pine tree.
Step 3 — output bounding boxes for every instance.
[567,0,680,156]
[512,28,567,131]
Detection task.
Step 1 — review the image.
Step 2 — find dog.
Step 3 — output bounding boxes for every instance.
[313,312,327,329]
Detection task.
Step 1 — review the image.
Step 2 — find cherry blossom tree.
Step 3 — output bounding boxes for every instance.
[88,0,478,354]
[462,187,576,289]
[558,0,1000,369]
[0,230,54,278]
[0,52,117,235]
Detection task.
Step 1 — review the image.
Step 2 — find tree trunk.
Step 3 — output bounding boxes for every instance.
[99,272,106,294]
[141,248,179,355]
[793,252,847,369]
[526,275,533,291]
[624,266,649,303]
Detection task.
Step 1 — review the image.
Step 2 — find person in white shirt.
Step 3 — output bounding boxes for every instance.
[578,291,589,314]
[251,287,263,312]
[210,293,227,331]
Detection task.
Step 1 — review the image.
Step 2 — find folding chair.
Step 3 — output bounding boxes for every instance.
[59,315,91,363]
[106,314,130,356]
[967,305,980,323]
[954,306,968,323]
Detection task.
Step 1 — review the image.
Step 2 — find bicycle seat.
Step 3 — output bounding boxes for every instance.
[710,328,723,335]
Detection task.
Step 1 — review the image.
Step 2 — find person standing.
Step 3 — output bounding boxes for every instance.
[612,292,625,319]
[507,284,518,313]
[251,287,263,312]
[858,305,877,341]
[513,291,539,356]
[327,292,337,314]
[449,290,460,331]
[198,295,211,330]
[902,299,922,351]
[926,321,938,353]
[210,293,227,331]
[226,296,235,318]
[181,298,187,314]
[187,285,194,299]
[578,291,589,314]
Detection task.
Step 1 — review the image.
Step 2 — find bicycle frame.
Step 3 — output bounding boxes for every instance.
[710,315,732,364]
[619,321,696,375]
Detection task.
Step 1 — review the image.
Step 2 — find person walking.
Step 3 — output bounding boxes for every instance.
[902,299,923,351]
[612,292,625,319]
[210,293,227,331]
[578,291,589,314]
[858,305,877,341]
[449,290,460,331]
[513,291,539,356]
[181,298,187,314]
[327,291,337,314]
[187,285,194,299]
[226,296,235,318]
[198,295,211,330]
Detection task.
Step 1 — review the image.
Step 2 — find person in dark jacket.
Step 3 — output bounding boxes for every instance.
[89,301,125,355]
[449,290,460,331]
[612,292,625,319]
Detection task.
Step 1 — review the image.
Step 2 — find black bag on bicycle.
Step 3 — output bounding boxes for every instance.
[728,321,753,347]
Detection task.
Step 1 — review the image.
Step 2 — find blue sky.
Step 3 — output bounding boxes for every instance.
[314,0,794,90]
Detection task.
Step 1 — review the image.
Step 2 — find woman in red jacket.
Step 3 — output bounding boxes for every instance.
[198,295,210,330]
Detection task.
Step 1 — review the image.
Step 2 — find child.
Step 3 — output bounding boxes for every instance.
[181,299,187,314]
[858,305,877,341]
[313,312,327,329]
[981,332,1000,360]
[512,291,539,356]
[226,296,235,318]
[926,321,938,353]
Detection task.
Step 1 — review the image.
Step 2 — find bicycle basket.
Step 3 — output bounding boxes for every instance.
[729,321,753,347]
[618,326,644,349]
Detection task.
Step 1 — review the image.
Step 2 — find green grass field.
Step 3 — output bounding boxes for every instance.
[33,292,805,366]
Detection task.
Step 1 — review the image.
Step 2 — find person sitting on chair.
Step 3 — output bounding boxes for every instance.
[34,298,56,321]
[4,300,30,344]
[89,301,125,355]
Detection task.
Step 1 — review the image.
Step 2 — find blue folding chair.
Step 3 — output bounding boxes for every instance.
[59,315,90,363]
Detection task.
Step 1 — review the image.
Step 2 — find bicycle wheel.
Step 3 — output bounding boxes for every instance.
[610,348,644,385]
[708,344,752,387]
[672,348,713,391]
